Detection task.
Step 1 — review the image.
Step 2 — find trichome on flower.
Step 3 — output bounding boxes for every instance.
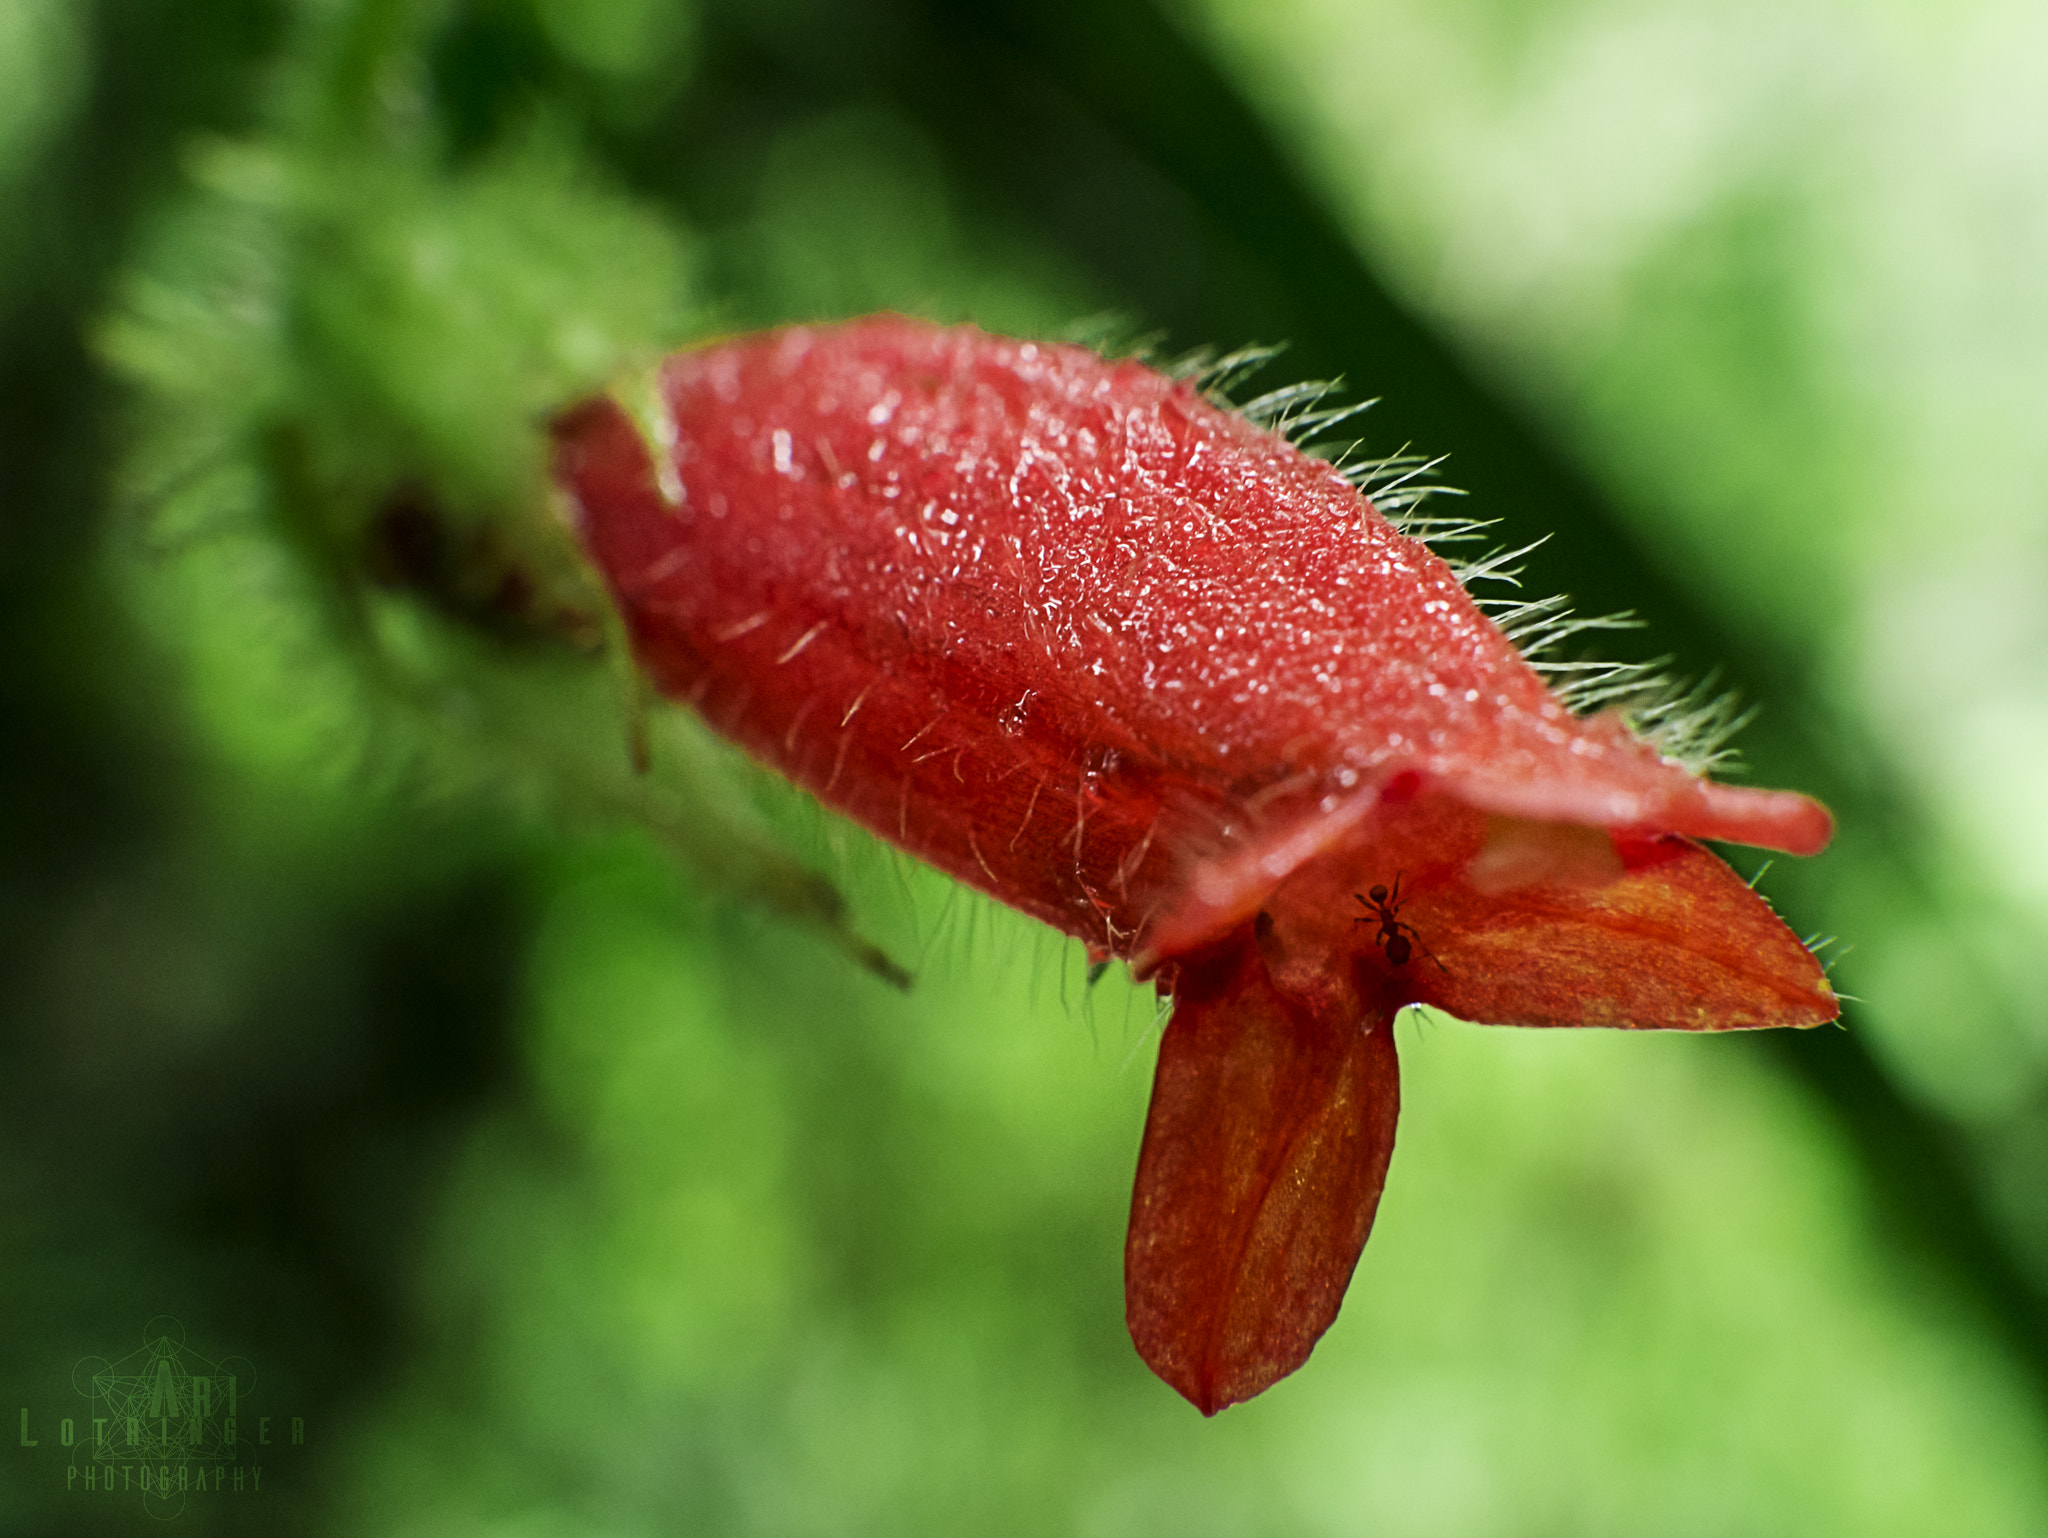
[550,315,1838,1414]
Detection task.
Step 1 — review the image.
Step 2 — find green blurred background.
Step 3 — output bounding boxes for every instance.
[6,0,2048,1532]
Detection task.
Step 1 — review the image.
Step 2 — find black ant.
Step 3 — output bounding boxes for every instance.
[1355,874,1447,972]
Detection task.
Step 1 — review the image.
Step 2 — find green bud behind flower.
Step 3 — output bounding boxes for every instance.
[99,0,902,979]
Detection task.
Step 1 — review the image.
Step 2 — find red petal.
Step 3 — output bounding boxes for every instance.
[1424,833,1839,1030]
[1166,790,1832,1027]
[1146,794,1836,1033]
[1126,932,1400,1414]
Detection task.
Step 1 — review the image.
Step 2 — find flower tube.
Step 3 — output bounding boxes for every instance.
[551,316,1837,1412]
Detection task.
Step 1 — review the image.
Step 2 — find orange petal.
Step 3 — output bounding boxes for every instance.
[1426,835,1838,1030]
[1126,932,1400,1413]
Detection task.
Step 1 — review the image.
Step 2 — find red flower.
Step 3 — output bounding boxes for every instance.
[550,316,1837,1413]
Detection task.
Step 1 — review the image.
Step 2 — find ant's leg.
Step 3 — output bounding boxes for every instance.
[1397,921,1449,974]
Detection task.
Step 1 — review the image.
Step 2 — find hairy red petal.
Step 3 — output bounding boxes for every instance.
[551,317,1832,965]
[1127,933,1400,1414]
